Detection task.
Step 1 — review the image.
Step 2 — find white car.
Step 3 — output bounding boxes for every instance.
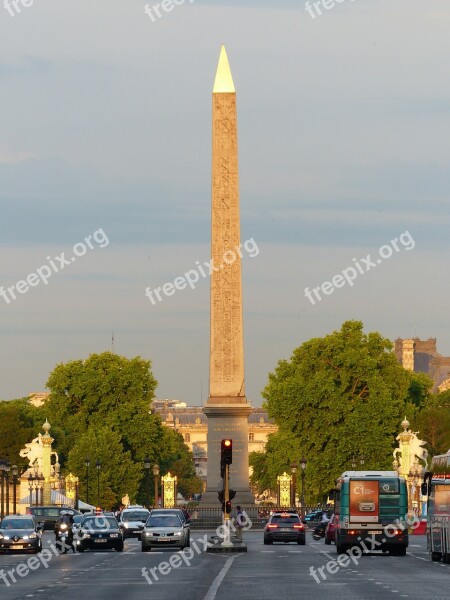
[118,508,150,539]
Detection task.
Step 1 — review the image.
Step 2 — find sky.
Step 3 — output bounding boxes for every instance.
[1,0,449,406]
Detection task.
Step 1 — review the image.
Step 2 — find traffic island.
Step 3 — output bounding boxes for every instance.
[207,536,248,553]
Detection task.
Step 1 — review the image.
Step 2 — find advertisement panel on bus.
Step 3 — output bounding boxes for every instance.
[349,480,379,523]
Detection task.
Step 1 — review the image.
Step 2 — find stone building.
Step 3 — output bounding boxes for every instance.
[152,401,278,486]
[395,338,450,392]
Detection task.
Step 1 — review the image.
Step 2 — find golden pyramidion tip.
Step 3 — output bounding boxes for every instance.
[213,45,235,93]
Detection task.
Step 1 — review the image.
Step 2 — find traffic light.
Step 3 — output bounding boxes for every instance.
[220,439,233,477]
[225,501,232,514]
[229,489,236,500]
[218,490,225,503]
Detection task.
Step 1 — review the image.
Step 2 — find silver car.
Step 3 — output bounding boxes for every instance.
[141,514,189,552]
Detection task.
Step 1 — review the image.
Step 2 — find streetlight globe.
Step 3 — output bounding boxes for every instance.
[12,465,18,476]
[153,464,160,477]
[144,457,151,470]
[300,458,307,470]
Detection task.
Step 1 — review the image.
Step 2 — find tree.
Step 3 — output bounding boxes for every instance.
[412,406,450,458]
[250,430,301,495]
[45,351,200,502]
[67,427,141,509]
[261,321,411,502]
[0,399,45,471]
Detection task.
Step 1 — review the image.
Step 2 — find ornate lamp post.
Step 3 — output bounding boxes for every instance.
[300,457,307,515]
[38,474,45,506]
[85,457,91,505]
[11,465,19,515]
[144,458,151,508]
[153,464,160,507]
[28,473,34,507]
[290,462,298,508]
[96,460,102,505]
[0,458,7,518]
[4,461,10,515]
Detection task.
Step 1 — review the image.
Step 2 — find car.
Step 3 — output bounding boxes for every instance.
[75,514,124,552]
[263,511,306,545]
[118,507,150,539]
[324,514,337,545]
[0,515,43,554]
[148,508,191,544]
[26,506,81,530]
[141,513,189,552]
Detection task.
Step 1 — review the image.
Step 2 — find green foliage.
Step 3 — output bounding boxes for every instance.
[67,427,141,509]
[44,351,199,507]
[250,430,300,494]
[412,405,450,458]
[404,372,434,419]
[261,321,411,502]
[0,399,45,472]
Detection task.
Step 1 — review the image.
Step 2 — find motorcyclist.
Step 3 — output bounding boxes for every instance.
[313,511,330,537]
[54,510,75,553]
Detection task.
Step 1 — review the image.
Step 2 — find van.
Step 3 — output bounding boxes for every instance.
[26,506,81,530]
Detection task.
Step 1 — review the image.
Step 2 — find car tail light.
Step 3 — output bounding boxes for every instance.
[349,530,357,535]
[267,524,278,529]
[293,524,304,529]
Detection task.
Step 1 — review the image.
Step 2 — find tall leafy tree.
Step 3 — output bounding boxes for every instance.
[261,321,411,502]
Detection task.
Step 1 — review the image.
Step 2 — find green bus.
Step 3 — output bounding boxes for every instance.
[333,470,409,556]
[422,450,450,563]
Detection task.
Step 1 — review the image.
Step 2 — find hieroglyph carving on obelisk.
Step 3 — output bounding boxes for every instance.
[209,45,245,402]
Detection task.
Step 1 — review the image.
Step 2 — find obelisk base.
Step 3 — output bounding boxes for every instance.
[202,402,255,506]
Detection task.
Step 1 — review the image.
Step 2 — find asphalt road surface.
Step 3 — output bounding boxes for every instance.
[0,531,447,600]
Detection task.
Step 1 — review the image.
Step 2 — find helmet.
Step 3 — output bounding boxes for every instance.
[66,510,75,516]
[60,510,68,516]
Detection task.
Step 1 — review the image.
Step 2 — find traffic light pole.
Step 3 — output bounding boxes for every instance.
[221,463,233,547]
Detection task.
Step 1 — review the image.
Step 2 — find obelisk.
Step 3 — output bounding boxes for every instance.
[202,46,254,505]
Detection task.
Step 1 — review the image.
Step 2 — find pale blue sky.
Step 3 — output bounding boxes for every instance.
[1,0,449,404]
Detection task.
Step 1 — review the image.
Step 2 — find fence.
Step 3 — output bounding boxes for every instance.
[187,506,327,529]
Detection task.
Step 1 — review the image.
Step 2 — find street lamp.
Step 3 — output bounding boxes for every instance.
[153,464,160,507]
[290,462,298,508]
[300,457,307,515]
[11,465,19,515]
[4,461,10,515]
[85,457,91,505]
[38,474,45,506]
[96,460,102,505]
[0,458,7,518]
[144,458,151,508]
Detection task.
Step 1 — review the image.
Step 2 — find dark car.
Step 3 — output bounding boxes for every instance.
[264,511,306,545]
[325,514,337,545]
[75,515,124,552]
[118,508,150,539]
[0,516,43,554]
[26,506,81,530]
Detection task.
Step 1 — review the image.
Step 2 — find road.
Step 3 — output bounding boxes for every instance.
[0,531,447,600]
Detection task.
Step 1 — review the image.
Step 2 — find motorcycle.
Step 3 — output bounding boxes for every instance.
[55,522,74,554]
[312,522,327,541]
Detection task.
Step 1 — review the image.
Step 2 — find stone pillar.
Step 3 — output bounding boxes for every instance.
[402,339,415,371]
[41,420,54,505]
[203,46,253,505]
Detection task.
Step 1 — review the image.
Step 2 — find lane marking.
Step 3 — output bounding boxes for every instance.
[203,556,239,600]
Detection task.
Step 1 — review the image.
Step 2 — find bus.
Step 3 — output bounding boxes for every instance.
[333,470,409,556]
[422,450,450,563]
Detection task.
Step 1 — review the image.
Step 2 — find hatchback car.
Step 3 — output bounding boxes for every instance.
[118,508,150,539]
[264,511,306,545]
[76,515,124,552]
[142,514,189,552]
[0,516,43,554]
[149,509,191,544]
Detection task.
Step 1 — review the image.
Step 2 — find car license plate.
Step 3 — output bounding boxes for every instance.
[11,545,24,549]
[281,528,290,532]
[158,537,171,542]
[95,539,108,543]
[368,531,380,535]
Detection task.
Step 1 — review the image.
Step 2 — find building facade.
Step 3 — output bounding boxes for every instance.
[395,338,450,392]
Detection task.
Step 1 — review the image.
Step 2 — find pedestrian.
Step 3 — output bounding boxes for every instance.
[235,505,244,542]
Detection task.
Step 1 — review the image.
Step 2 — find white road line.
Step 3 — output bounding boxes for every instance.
[203,556,239,600]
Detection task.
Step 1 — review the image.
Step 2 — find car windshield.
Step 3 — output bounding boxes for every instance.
[2,519,34,530]
[147,516,181,528]
[122,511,149,522]
[270,515,300,524]
[82,517,117,530]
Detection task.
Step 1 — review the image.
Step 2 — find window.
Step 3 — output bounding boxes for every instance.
[249,432,254,441]
[185,433,191,442]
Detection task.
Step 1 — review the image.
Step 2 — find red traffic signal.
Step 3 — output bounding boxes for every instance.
[220,439,233,477]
